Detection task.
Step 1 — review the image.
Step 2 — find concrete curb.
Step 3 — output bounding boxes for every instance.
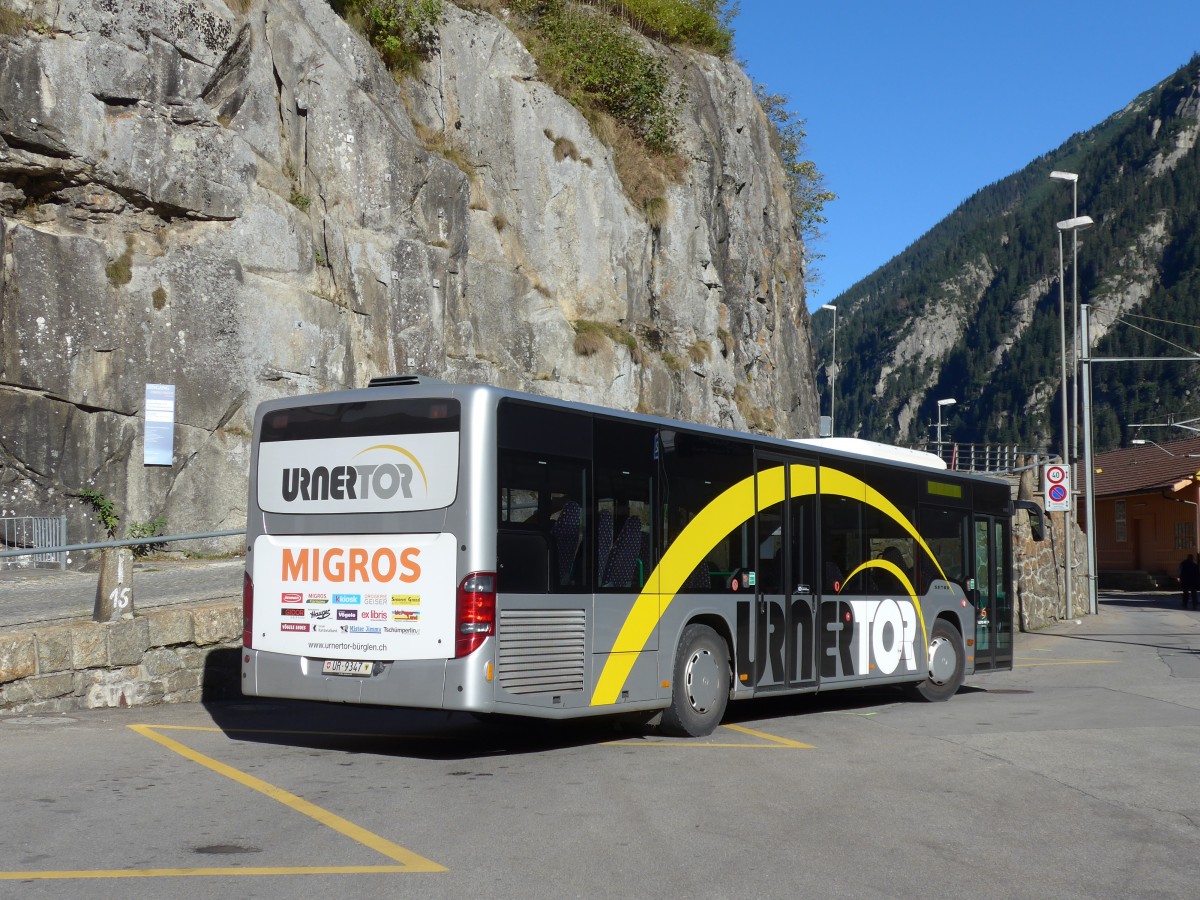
[0,601,242,714]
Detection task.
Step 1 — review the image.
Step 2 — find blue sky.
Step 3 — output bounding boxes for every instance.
[733,1,1200,311]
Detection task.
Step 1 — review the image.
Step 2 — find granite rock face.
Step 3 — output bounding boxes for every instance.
[0,0,817,549]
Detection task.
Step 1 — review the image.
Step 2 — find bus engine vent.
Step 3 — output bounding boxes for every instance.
[497,608,586,695]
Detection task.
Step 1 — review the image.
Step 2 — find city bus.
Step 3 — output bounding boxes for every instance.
[242,377,1030,737]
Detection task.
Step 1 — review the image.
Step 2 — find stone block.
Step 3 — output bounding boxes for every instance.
[35,626,74,675]
[70,626,108,669]
[81,668,144,709]
[2,679,36,706]
[194,605,242,645]
[163,669,203,695]
[143,648,184,677]
[145,608,195,648]
[28,672,76,700]
[0,635,38,684]
[107,618,151,666]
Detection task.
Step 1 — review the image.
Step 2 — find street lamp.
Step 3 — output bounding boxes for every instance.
[936,398,957,451]
[1051,171,1080,457]
[820,304,837,435]
[1059,214,1094,619]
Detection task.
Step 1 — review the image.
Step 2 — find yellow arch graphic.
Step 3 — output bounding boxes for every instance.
[590,464,946,707]
[354,444,429,494]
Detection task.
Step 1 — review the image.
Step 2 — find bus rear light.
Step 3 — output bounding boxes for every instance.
[455,571,496,657]
[242,572,254,649]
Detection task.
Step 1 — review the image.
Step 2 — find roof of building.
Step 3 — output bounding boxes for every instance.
[1093,436,1200,497]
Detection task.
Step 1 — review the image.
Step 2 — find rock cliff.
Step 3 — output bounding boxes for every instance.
[0,0,817,549]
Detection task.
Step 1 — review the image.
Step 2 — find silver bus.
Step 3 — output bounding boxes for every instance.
[241,377,1028,736]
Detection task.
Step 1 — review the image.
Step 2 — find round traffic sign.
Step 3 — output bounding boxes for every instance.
[1048,484,1068,503]
[1046,465,1067,485]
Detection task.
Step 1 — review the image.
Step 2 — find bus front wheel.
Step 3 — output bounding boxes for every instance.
[659,624,730,737]
[911,619,965,702]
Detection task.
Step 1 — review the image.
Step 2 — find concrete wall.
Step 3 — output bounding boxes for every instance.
[0,601,240,714]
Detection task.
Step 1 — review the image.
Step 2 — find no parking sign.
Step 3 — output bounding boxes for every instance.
[1044,463,1071,512]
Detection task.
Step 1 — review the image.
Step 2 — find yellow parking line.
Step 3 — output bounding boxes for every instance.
[130,725,446,871]
[1,866,413,881]
[607,723,813,749]
[0,724,446,881]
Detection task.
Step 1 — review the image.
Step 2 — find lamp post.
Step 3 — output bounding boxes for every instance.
[1051,171,1080,458]
[820,304,837,435]
[1058,214,1094,619]
[936,398,957,454]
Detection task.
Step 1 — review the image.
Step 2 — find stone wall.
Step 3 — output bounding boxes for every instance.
[0,600,240,713]
[1014,506,1091,631]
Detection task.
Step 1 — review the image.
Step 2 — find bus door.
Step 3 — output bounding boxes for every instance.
[971,514,1013,671]
[753,453,817,691]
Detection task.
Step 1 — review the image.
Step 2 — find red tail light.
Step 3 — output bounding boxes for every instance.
[455,571,496,657]
[242,572,254,649]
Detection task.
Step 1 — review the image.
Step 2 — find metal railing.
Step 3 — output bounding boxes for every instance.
[0,529,246,563]
[922,443,1057,475]
[1,516,68,570]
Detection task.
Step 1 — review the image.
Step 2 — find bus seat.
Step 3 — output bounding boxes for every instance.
[604,515,643,588]
[551,499,582,585]
[596,508,614,583]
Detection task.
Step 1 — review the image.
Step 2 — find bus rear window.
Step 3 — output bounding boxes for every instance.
[261,399,460,441]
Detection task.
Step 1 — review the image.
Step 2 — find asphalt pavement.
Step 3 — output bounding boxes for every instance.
[2,592,1199,898]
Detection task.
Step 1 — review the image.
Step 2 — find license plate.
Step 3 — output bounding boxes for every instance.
[322,659,374,676]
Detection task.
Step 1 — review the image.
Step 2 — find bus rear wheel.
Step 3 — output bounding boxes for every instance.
[911,618,964,702]
[659,624,730,737]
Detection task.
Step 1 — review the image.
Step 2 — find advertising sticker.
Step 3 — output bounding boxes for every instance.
[252,533,457,661]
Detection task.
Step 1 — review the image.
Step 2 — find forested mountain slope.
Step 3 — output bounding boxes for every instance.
[815,55,1200,453]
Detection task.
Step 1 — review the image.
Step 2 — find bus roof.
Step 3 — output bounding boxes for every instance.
[789,437,948,470]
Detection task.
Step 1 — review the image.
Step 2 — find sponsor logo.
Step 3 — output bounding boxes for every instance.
[281,622,310,632]
[281,608,306,617]
[361,609,388,621]
[309,609,331,620]
[349,625,382,634]
[281,547,421,585]
[391,594,421,606]
[281,592,304,604]
[336,610,358,621]
[313,624,339,633]
[306,594,329,604]
[384,626,420,635]
[362,593,389,606]
[392,609,419,622]
[332,593,361,605]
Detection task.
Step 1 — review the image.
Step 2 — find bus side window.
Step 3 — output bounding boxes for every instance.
[497,531,550,593]
[497,449,588,592]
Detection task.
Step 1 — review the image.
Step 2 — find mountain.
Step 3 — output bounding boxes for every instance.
[813,55,1200,455]
[0,0,816,547]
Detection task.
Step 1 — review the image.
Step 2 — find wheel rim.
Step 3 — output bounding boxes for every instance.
[927,635,957,685]
[684,647,720,713]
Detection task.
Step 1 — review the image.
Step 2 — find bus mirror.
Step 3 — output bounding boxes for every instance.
[1013,500,1045,542]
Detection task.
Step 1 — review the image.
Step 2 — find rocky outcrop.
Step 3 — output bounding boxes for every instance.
[0,0,817,548]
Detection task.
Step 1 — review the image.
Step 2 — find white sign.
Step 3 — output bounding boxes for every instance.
[251,533,458,661]
[144,384,175,466]
[1044,463,1071,512]
[257,432,459,514]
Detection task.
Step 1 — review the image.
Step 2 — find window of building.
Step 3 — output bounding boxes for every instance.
[1114,500,1127,544]
[1175,520,1195,551]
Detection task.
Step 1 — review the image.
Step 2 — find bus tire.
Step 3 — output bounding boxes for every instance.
[659,624,730,737]
[911,618,964,702]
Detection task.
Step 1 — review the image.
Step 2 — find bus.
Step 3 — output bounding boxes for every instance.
[242,377,1033,737]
